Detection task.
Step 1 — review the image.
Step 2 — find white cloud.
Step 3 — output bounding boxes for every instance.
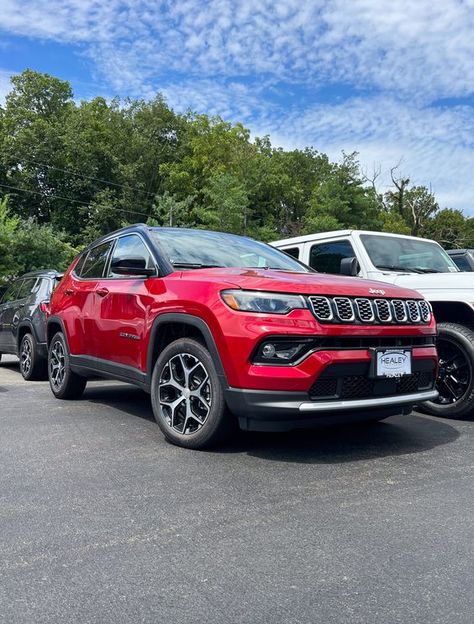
[2,1,474,101]
[0,69,13,105]
[1,1,474,212]
[272,97,474,213]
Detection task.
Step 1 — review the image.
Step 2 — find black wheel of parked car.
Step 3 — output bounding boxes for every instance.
[19,333,47,381]
[48,332,87,399]
[420,322,474,419]
[151,338,234,449]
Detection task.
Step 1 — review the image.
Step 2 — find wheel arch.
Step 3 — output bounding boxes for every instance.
[16,320,37,352]
[147,314,228,387]
[46,316,70,350]
[430,301,474,327]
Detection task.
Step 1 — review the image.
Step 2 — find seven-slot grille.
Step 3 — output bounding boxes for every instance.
[308,296,431,325]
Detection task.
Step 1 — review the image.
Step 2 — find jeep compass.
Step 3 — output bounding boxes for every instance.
[47,225,438,449]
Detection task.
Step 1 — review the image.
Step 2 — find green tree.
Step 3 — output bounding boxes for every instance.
[0,196,20,282]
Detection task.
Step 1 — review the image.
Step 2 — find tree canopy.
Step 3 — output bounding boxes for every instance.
[1,70,472,283]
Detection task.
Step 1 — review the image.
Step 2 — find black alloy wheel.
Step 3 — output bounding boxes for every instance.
[420,322,474,419]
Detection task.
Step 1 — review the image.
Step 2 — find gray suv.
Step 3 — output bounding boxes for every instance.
[0,271,62,379]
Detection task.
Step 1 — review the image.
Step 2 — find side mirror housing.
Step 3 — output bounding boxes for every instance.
[111,257,156,277]
[340,257,359,276]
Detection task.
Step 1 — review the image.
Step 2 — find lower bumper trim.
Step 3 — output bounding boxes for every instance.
[298,390,439,412]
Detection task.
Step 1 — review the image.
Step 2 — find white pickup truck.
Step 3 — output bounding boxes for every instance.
[272,230,474,419]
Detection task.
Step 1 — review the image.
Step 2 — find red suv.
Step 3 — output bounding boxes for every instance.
[47,225,438,448]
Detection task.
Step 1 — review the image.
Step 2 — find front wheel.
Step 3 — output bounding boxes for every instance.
[420,322,474,419]
[151,338,233,449]
[48,332,87,399]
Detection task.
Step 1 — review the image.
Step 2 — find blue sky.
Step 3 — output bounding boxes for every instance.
[1,0,474,214]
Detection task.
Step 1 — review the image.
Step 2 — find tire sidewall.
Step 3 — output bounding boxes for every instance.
[151,338,227,449]
[421,323,474,419]
[20,333,37,380]
[48,332,74,398]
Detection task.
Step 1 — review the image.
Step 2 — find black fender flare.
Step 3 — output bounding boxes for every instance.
[147,313,228,387]
[46,316,70,351]
[16,319,38,350]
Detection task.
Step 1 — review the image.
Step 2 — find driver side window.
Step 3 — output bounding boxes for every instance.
[309,240,356,274]
[108,234,154,278]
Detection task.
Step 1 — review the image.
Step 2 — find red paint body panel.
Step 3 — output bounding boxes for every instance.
[51,260,437,395]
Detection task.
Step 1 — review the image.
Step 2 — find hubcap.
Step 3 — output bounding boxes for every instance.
[49,340,66,390]
[158,353,212,435]
[20,338,32,375]
[435,338,471,405]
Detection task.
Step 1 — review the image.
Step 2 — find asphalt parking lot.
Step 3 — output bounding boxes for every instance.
[1,354,473,624]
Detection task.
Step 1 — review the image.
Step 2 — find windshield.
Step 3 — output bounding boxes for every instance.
[360,234,459,273]
[150,228,309,272]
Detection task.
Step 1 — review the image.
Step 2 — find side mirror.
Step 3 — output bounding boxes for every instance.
[340,256,359,276]
[111,257,156,277]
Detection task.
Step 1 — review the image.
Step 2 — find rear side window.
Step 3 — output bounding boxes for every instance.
[16,278,38,299]
[283,247,300,260]
[310,240,356,274]
[108,234,154,277]
[451,255,473,271]
[0,280,21,304]
[80,241,114,279]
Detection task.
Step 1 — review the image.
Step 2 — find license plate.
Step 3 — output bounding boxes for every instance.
[375,349,412,378]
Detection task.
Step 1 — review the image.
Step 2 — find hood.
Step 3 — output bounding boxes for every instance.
[384,271,474,300]
[181,268,424,299]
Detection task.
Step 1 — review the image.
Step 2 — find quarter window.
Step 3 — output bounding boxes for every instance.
[283,247,300,260]
[310,240,356,274]
[80,241,114,279]
[108,234,154,278]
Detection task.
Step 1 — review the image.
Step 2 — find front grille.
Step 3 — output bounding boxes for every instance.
[308,296,430,325]
[309,364,435,401]
[375,299,391,322]
[333,297,355,321]
[392,300,407,322]
[355,298,374,322]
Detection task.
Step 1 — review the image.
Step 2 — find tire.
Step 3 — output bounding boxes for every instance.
[420,322,474,419]
[151,338,234,449]
[48,332,87,399]
[19,333,47,381]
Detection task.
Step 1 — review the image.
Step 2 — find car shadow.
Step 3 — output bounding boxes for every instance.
[236,415,460,464]
[83,383,460,464]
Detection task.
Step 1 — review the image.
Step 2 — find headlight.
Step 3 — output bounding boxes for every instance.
[221,290,307,314]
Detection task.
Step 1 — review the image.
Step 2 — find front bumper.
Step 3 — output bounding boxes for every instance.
[225,388,439,431]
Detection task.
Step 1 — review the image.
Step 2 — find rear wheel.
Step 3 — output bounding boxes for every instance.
[420,322,474,419]
[48,332,87,399]
[151,338,233,449]
[19,333,47,381]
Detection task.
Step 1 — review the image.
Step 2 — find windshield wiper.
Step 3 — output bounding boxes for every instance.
[375,264,426,274]
[171,262,223,269]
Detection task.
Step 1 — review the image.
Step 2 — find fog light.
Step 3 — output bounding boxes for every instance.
[253,339,315,364]
[262,344,276,358]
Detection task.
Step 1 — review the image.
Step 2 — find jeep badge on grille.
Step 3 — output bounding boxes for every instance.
[369,288,386,295]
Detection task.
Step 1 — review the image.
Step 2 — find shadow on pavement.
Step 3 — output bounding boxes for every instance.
[82,382,460,464]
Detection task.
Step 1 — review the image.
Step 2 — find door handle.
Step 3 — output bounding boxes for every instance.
[64,288,75,296]
[96,287,109,298]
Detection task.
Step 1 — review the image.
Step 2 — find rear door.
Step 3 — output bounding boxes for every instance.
[60,241,114,357]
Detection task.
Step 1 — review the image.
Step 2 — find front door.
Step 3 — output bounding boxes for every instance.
[93,233,159,371]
